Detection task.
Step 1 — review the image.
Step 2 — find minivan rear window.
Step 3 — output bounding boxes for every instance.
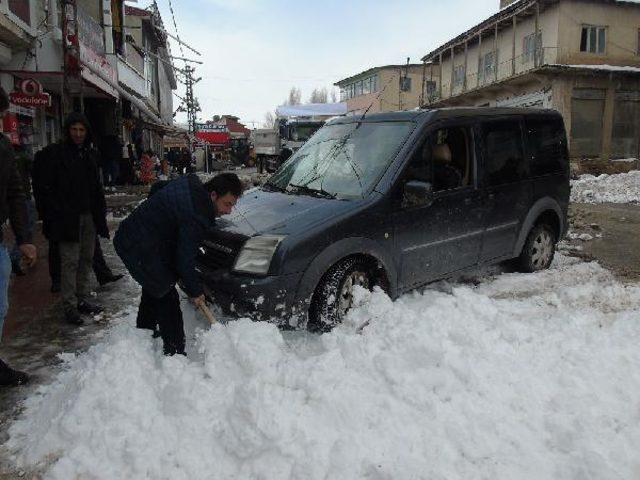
[267,121,415,199]
[525,116,567,176]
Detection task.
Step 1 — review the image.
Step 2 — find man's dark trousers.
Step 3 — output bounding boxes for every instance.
[136,287,185,355]
[49,237,113,286]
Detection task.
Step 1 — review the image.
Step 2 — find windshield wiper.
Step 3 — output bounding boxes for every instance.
[263,182,288,193]
[288,183,337,199]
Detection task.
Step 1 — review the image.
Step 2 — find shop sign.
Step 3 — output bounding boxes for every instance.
[9,78,51,107]
[2,113,20,145]
[77,5,117,86]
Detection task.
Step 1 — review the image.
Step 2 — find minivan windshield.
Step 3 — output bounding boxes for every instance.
[266,121,414,199]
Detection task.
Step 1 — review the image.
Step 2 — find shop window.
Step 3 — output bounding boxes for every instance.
[526,116,567,176]
[570,89,605,157]
[580,25,606,54]
[482,120,525,186]
[8,0,30,26]
[611,92,640,159]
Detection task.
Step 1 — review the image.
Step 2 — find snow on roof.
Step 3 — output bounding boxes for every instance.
[276,102,347,118]
[571,169,640,204]
[548,63,640,74]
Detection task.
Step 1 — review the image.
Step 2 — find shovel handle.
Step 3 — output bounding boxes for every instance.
[198,302,217,325]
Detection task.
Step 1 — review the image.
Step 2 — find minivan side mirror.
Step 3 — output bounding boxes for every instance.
[402,180,434,208]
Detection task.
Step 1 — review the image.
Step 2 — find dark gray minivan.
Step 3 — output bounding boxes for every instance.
[197,108,569,330]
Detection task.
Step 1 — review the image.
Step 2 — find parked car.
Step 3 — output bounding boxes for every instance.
[197,107,570,331]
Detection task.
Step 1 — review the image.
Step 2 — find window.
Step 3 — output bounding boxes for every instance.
[482,120,526,185]
[400,76,412,92]
[363,77,372,95]
[523,32,542,64]
[8,0,30,26]
[580,25,606,54]
[525,116,567,176]
[371,74,379,93]
[425,80,437,97]
[354,80,363,96]
[479,51,497,84]
[571,88,605,157]
[407,126,472,191]
[453,65,466,87]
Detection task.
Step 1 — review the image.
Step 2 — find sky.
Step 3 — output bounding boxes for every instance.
[141,0,501,128]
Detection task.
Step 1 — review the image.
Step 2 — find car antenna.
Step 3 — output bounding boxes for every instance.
[359,75,396,122]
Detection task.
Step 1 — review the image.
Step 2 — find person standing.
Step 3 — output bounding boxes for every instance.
[114,173,242,355]
[38,112,109,325]
[0,87,37,386]
[9,144,36,276]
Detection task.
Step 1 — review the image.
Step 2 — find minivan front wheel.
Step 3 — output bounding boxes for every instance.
[308,257,374,332]
[518,223,556,272]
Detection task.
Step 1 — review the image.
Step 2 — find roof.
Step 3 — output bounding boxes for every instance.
[421,0,556,61]
[334,64,423,86]
[326,107,562,125]
[545,63,640,74]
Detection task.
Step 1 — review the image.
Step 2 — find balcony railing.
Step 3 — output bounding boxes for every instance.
[425,46,561,104]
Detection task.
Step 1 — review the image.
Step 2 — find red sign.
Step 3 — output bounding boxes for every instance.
[9,78,51,108]
[2,113,20,145]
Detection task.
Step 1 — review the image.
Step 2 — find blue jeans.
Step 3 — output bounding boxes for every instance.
[0,245,12,342]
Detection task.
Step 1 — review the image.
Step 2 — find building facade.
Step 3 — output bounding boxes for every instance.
[335,64,439,116]
[421,0,640,167]
[0,0,178,160]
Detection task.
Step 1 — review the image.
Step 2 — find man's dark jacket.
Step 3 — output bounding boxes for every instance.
[0,135,29,244]
[113,174,216,299]
[32,141,108,241]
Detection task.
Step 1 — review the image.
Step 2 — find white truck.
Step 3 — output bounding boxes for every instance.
[253,102,348,173]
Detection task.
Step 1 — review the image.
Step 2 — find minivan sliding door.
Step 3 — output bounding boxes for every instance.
[478,118,532,262]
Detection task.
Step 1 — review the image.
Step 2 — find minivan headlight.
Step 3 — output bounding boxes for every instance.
[233,235,284,275]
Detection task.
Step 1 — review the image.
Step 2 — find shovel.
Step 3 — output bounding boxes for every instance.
[198,301,218,325]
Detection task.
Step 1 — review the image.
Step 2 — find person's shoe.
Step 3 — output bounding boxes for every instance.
[0,359,29,386]
[50,281,61,293]
[97,273,124,287]
[77,301,103,315]
[65,310,84,326]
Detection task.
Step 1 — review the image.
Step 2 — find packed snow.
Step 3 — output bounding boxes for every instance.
[5,254,640,479]
[571,170,640,204]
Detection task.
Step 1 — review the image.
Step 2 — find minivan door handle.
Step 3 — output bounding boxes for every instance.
[487,192,495,200]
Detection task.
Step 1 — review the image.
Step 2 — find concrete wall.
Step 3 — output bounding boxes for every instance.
[157,56,174,123]
[557,0,640,66]
[343,65,436,114]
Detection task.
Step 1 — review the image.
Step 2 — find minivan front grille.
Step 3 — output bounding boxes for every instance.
[197,233,246,271]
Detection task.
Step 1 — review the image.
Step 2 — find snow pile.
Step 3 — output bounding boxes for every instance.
[571,170,640,203]
[6,255,640,479]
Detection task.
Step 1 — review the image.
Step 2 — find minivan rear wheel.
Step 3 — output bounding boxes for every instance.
[517,223,556,272]
[308,257,374,332]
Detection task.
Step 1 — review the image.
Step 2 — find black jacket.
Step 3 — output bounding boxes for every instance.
[0,135,29,244]
[33,141,108,241]
[113,175,216,299]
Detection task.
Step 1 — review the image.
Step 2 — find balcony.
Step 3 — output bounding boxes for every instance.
[427,46,561,104]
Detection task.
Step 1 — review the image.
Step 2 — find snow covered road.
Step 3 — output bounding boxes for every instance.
[5,253,640,479]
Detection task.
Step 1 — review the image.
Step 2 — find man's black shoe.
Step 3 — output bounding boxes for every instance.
[77,301,103,315]
[97,273,124,286]
[0,359,29,386]
[65,310,84,326]
[51,281,61,293]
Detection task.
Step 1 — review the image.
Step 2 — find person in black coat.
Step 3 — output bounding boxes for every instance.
[0,86,37,386]
[114,173,242,355]
[36,112,110,325]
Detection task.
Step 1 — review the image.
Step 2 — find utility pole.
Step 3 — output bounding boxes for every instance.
[182,65,201,134]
